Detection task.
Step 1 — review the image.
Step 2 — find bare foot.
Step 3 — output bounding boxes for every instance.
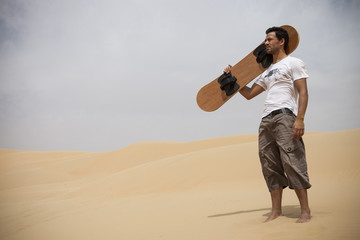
[296,210,311,223]
[264,211,282,222]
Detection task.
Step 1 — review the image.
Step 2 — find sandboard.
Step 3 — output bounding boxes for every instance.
[196,25,299,112]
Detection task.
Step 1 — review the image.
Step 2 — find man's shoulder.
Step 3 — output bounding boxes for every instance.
[285,56,306,69]
[286,55,304,63]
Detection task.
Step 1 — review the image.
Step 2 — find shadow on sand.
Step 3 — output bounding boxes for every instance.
[208,205,300,219]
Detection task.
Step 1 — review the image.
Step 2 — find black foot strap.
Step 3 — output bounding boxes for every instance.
[253,43,273,68]
[218,72,240,96]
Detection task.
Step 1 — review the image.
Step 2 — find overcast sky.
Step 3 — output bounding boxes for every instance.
[0,0,359,151]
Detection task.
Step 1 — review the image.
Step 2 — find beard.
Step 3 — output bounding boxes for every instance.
[266,45,280,54]
[266,48,273,54]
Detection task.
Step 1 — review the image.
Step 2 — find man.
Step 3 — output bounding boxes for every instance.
[224,27,311,223]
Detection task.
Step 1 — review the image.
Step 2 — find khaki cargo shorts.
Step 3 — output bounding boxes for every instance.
[258,109,312,192]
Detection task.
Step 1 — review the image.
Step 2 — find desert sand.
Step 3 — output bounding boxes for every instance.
[0,129,359,240]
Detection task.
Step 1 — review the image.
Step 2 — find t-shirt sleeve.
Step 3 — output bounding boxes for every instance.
[254,74,267,90]
[291,58,309,81]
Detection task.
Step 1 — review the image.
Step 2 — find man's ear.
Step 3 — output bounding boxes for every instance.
[279,38,285,47]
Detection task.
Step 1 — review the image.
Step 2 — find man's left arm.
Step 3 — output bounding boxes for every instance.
[293,78,308,140]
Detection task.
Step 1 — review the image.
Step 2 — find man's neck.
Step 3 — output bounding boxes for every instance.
[272,49,288,63]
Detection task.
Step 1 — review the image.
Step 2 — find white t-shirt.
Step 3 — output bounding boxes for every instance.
[255,56,309,118]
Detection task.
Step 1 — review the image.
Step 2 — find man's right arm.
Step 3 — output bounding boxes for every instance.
[239,83,264,100]
[224,64,264,100]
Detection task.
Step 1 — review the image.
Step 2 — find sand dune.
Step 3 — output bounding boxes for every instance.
[0,130,359,239]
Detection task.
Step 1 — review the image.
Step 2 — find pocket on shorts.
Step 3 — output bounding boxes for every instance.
[282,141,298,154]
[279,139,306,167]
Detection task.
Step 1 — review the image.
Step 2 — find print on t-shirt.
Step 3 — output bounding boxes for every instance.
[264,68,280,80]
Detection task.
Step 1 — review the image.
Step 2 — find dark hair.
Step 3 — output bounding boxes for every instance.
[266,27,289,52]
